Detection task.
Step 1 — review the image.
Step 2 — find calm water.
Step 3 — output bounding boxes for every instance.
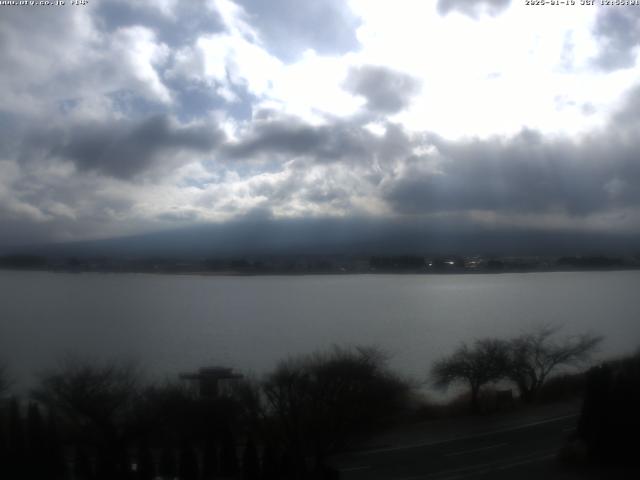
[1,270,639,392]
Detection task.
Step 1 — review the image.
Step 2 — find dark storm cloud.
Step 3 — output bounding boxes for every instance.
[30,115,224,179]
[436,0,511,17]
[385,128,640,216]
[95,0,224,47]
[591,6,640,71]
[344,66,422,114]
[224,114,411,163]
[235,0,361,62]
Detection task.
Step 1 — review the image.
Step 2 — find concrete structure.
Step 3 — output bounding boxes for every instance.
[179,366,243,398]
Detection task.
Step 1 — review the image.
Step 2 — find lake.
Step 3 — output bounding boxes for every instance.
[1,270,639,393]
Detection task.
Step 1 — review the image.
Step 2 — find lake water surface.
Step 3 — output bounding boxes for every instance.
[1,270,639,392]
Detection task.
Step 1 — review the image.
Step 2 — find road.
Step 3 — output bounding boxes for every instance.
[331,413,630,479]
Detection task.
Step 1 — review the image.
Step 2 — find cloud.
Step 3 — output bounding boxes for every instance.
[95,0,224,47]
[611,84,640,128]
[215,99,640,230]
[23,115,224,179]
[224,113,411,163]
[344,66,422,114]
[384,127,640,218]
[591,6,640,71]
[0,8,173,117]
[165,3,283,105]
[436,0,511,17]
[2,0,640,250]
[234,0,361,61]
[6,86,640,246]
[0,153,151,246]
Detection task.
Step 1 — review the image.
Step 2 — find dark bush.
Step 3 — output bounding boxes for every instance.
[577,351,640,465]
[536,373,586,403]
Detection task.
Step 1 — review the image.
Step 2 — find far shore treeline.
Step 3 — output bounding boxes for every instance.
[1,328,638,479]
[1,252,639,275]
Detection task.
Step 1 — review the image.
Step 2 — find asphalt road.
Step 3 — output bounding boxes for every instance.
[331,414,628,480]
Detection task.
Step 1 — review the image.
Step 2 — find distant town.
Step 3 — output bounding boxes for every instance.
[1,253,639,275]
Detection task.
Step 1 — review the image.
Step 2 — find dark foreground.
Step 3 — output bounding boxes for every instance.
[332,412,637,480]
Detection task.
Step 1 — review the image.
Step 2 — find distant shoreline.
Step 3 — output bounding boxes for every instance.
[2,252,638,276]
[2,265,639,277]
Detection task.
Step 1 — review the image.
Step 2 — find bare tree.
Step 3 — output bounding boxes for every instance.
[33,357,140,428]
[431,339,510,413]
[263,345,411,475]
[507,326,602,403]
[32,355,141,472]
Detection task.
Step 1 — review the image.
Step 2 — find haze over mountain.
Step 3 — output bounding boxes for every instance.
[1,1,640,252]
[3,217,638,260]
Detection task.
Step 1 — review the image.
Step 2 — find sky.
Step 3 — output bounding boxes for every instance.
[1,0,640,250]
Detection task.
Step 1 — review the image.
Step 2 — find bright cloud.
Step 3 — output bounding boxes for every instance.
[1,0,640,247]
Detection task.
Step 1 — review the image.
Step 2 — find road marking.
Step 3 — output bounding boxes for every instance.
[444,442,507,457]
[562,426,575,432]
[393,450,555,480]
[355,413,578,455]
[339,465,370,472]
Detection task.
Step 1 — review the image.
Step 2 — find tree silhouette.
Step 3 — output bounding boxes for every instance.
[242,436,260,480]
[431,339,510,413]
[220,425,239,477]
[507,326,602,403]
[33,357,141,479]
[45,410,67,480]
[158,447,177,480]
[278,449,296,480]
[201,437,219,480]
[74,447,94,480]
[26,402,47,479]
[260,444,280,480]
[95,446,118,480]
[136,439,155,480]
[116,447,134,480]
[7,398,25,478]
[0,416,6,480]
[179,440,199,480]
[576,351,640,464]
[263,346,411,472]
[33,358,140,442]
